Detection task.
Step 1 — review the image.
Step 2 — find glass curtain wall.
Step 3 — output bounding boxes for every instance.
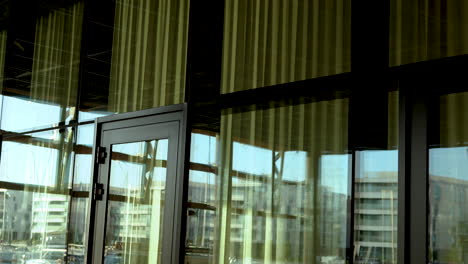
[429,91,468,264]
[186,97,351,264]
[1,2,83,132]
[221,0,351,93]
[185,130,218,257]
[184,1,353,263]
[353,91,399,264]
[389,0,468,66]
[0,0,190,261]
[0,128,74,263]
[68,124,95,263]
[78,0,190,119]
[0,123,96,264]
[216,100,350,263]
[107,0,189,113]
[0,0,190,129]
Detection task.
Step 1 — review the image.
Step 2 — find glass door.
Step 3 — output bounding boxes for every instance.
[88,106,187,264]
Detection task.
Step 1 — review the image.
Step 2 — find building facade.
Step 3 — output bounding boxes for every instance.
[0,0,466,264]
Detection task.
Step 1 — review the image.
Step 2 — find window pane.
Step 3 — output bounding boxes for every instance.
[73,124,95,190]
[67,124,94,264]
[354,151,398,263]
[1,128,74,188]
[185,131,218,262]
[1,2,84,131]
[353,91,399,264]
[196,98,350,263]
[390,0,468,66]
[429,92,468,263]
[78,0,190,120]
[0,190,69,263]
[67,197,88,264]
[0,127,74,263]
[221,0,351,93]
[105,139,169,263]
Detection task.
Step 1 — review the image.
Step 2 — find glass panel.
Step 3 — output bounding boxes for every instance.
[185,131,218,262]
[67,124,94,264]
[390,0,468,66]
[1,2,84,131]
[105,139,168,263]
[0,127,74,263]
[354,151,398,264]
[78,0,190,120]
[212,99,350,263]
[68,197,88,264]
[221,0,351,93]
[73,124,95,190]
[353,91,399,264]
[0,128,74,188]
[429,92,468,264]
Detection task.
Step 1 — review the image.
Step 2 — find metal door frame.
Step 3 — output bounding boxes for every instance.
[85,104,189,264]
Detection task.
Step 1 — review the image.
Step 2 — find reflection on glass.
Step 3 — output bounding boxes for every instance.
[185,132,218,262]
[0,128,75,263]
[221,0,351,93]
[186,208,215,259]
[354,151,398,264]
[105,139,168,263]
[73,124,95,190]
[0,190,69,263]
[429,92,468,264]
[0,128,74,187]
[107,0,188,113]
[68,197,88,264]
[353,91,398,264]
[66,124,94,264]
[212,100,350,263]
[1,2,84,131]
[79,0,190,120]
[390,0,468,66]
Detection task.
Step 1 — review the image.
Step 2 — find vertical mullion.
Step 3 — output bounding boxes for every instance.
[398,84,408,264]
[398,83,429,264]
[409,86,429,264]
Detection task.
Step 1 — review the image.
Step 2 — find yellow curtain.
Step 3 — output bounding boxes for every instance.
[108,0,189,113]
[439,92,468,147]
[390,0,468,66]
[215,98,349,263]
[221,0,351,93]
[30,3,84,121]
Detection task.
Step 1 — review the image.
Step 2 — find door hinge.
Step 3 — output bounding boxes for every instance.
[93,183,105,201]
[96,146,107,164]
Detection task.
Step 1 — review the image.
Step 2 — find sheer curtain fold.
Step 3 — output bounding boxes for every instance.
[108,0,189,113]
[215,98,349,263]
[439,92,468,147]
[30,3,84,120]
[390,0,468,66]
[221,0,351,94]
